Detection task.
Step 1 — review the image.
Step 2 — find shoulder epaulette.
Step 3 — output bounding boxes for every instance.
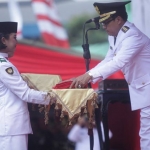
[121,26,130,33]
[0,58,7,63]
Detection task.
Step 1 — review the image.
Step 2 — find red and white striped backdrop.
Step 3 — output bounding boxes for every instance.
[32,0,70,49]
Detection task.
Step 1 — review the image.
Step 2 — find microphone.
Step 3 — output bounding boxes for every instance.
[85,16,100,24]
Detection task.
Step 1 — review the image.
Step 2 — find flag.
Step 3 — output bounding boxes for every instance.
[32,0,70,49]
[8,0,23,39]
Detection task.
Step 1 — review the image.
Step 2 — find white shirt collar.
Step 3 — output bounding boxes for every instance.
[0,53,8,58]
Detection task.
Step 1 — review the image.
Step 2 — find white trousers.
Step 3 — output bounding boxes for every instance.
[0,134,28,150]
[140,106,150,150]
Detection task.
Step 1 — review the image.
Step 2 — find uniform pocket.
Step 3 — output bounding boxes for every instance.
[133,74,150,89]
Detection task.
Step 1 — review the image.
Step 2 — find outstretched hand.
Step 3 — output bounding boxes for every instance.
[70,73,92,89]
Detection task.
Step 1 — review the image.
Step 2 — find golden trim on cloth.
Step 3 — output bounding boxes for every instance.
[21,73,62,91]
[21,73,98,128]
[21,73,62,112]
[47,89,98,128]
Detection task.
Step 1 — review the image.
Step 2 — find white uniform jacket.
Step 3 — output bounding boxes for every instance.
[0,53,50,136]
[90,21,150,110]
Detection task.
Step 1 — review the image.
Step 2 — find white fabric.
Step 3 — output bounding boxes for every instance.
[0,134,28,150]
[32,2,60,21]
[37,20,68,40]
[68,125,100,150]
[90,21,150,110]
[140,106,150,150]
[8,0,23,39]
[68,124,112,150]
[132,0,150,38]
[0,52,50,135]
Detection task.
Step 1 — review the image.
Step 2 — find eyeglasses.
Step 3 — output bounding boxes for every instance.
[101,18,115,28]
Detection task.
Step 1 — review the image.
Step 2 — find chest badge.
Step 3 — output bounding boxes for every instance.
[6,67,14,75]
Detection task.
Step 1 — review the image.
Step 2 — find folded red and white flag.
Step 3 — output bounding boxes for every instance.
[32,0,70,49]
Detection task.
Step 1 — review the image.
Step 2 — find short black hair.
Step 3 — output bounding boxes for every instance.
[0,33,10,50]
[113,11,128,21]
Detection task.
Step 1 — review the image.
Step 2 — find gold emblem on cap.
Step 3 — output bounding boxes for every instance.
[95,6,100,15]
[100,11,116,23]
[6,67,14,75]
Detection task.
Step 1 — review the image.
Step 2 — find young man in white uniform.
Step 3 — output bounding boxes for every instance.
[0,22,56,150]
[70,1,150,149]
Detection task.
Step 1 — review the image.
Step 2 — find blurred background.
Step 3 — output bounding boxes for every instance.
[0,0,133,58]
[0,0,150,150]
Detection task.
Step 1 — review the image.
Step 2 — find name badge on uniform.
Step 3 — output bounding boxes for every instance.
[6,67,14,75]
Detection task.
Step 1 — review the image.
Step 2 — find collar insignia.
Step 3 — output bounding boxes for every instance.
[122,26,130,33]
[0,58,7,63]
[6,67,14,75]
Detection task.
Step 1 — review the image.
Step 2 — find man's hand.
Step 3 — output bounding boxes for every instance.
[70,73,92,89]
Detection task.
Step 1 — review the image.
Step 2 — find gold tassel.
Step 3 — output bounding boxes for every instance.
[39,106,44,113]
[60,112,64,118]
[69,121,72,126]
[55,104,59,110]
[44,109,49,125]
[91,101,95,106]
[83,108,87,114]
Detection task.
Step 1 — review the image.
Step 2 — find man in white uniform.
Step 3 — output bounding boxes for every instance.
[70,1,150,149]
[0,22,55,150]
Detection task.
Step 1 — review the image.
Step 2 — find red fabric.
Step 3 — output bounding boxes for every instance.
[10,43,123,89]
[53,80,74,89]
[42,32,70,49]
[53,80,88,89]
[37,14,62,26]
[109,103,140,150]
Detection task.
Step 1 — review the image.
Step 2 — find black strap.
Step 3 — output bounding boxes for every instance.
[95,107,104,150]
[88,129,94,150]
[114,37,117,45]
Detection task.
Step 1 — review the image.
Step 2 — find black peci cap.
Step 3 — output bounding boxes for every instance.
[93,1,131,23]
[0,22,18,34]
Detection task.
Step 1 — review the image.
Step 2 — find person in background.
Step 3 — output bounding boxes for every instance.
[68,116,112,150]
[70,1,150,150]
[0,22,56,150]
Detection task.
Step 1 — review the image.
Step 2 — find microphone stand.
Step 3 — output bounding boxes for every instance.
[82,22,100,88]
[82,22,104,150]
